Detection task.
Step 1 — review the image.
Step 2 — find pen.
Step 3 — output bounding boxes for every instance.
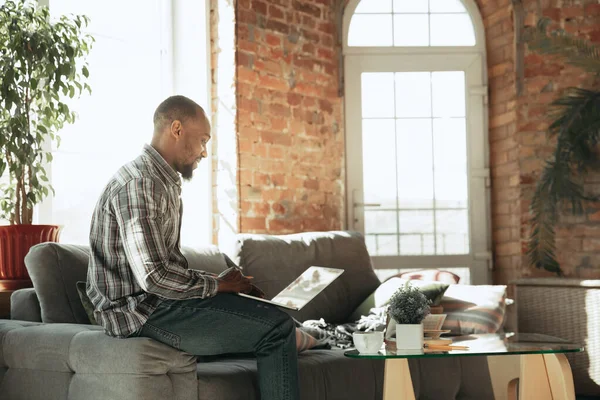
[425,345,469,351]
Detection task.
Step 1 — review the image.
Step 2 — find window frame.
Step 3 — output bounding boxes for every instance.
[33,0,213,247]
[343,0,491,284]
[343,0,487,55]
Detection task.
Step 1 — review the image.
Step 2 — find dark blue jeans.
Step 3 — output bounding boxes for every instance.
[138,293,300,400]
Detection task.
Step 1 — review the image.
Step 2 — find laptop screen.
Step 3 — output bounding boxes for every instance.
[271,266,344,310]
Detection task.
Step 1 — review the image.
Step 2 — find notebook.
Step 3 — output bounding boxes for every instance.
[237,266,344,311]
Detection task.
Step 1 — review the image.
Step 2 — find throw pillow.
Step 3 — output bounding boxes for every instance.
[440,284,507,335]
[76,281,99,325]
[295,328,318,352]
[386,269,461,285]
[348,278,449,322]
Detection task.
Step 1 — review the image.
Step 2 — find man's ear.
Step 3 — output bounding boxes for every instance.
[170,120,182,139]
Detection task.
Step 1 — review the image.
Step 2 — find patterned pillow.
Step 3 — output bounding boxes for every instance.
[389,269,461,285]
[295,328,318,352]
[440,284,507,335]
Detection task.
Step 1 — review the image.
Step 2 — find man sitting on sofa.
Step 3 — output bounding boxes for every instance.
[86,95,300,400]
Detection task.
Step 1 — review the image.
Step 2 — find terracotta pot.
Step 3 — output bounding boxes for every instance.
[0,224,61,290]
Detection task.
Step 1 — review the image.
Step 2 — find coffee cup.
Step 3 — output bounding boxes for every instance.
[353,331,384,354]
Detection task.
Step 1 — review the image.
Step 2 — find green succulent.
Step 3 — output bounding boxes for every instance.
[387,283,431,325]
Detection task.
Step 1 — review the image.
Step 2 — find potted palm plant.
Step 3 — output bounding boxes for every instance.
[526,18,600,276]
[0,0,92,289]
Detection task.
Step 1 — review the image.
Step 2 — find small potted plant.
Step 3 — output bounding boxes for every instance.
[0,0,92,289]
[387,283,431,350]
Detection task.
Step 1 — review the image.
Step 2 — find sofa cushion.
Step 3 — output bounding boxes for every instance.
[440,284,507,335]
[0,320,198,400]
[183,246,231,275]
[295,329,318,352]
[232,231,381,323]
[348,278,450,322]
[0,320,43,369]
[389,269,461,284]
[24,243,231,324]
[10,288,42,322]
[76,281,98,325]
[25,243,91,324]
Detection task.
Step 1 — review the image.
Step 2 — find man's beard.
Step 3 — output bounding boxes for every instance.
[181,163,195,181]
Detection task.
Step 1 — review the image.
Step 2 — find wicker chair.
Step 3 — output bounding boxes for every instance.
[514,278,600,397]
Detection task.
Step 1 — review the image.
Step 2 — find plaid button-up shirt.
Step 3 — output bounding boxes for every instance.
[87,144,219,338]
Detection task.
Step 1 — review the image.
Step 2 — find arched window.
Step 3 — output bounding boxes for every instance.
[348,0,476,47]
[344,0,490,284]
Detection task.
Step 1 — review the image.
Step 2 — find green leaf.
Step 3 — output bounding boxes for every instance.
[82,65,89,78]
[525,18,600,74]
[525,18,600,275]
[0,0,92,219]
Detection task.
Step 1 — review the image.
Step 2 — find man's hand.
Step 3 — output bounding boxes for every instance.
[247,283,266,299]
[216,268,253,294]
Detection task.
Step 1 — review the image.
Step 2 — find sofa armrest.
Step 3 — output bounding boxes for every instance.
[0,321,199,400]
[10,288,42,322]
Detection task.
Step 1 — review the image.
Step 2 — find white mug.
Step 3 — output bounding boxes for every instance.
[352,331,384,354]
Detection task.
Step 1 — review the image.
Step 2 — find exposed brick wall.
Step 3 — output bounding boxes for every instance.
[233,0,521,276]
[235,0,345,234]
[450,0,600,283]
[226,0,600,281]
[516,0,600,279]
[477,0,521,285]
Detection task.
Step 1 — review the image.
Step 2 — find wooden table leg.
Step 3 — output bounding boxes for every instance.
[519,353,575,400]
[487,355,520,400]
[544,353,576,399]
[383,358,415,400]
[507,378,518,400]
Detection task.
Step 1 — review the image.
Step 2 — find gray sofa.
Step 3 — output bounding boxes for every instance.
[0,231,497,400]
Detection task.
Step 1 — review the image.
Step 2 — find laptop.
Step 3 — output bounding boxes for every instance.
[237,266,344,311]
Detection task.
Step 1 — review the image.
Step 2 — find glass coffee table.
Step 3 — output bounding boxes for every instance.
[344,333,583,400]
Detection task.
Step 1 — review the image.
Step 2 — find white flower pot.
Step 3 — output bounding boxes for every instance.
[395,323,424,350]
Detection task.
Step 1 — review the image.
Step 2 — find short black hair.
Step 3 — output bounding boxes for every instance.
[153,95,205,132]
